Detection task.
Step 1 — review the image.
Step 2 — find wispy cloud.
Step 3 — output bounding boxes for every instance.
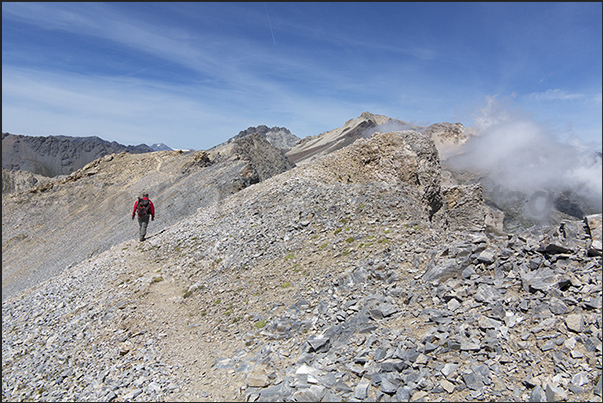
[2,2,601,149]
[1,65,364,150]
[525,89,584,101]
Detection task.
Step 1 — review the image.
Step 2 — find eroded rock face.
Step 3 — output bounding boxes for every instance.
[442,184,486,232]
[2,168,55,194]
[308,130,447,224]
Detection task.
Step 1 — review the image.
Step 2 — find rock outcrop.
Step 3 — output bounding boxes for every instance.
[2,168,55,194]
[423,122,469,160]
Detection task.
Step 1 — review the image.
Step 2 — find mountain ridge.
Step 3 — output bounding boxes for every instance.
[2,113,601,402]
[2,124,601,402]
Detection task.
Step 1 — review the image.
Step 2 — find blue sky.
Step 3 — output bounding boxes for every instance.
[2,2,601,151]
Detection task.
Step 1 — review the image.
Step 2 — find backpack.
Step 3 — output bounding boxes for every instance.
[137,198,151,217]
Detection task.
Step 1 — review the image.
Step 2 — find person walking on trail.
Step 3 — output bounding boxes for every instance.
[132,193,155,241]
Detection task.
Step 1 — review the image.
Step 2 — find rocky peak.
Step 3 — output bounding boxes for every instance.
[286,112,423,165]
[225,125,301,150]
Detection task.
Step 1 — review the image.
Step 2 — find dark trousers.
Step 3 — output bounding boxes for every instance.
[138,215,150,241]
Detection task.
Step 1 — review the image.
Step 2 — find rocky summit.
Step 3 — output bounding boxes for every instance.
[2,123,602,402]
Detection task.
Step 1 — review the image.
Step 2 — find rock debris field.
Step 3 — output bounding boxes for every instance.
[2,131,602,402]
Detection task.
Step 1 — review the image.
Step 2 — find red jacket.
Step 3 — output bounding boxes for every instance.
[132,197,155,219]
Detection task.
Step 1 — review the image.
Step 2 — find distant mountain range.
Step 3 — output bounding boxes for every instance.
[150,143,174,151]
[2,126,300,179]
[2,133,156,177]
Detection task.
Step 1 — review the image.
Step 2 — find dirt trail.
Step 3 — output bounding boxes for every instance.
[119,239,262,402]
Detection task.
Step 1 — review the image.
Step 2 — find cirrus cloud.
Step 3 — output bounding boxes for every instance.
[526,89,584,101]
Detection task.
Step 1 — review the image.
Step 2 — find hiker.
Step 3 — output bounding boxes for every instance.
[132,193,155,241]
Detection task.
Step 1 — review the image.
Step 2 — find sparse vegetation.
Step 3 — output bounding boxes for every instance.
[254,319,268,329]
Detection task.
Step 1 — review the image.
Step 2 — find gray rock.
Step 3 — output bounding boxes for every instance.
[571,372,589,387]
[462,372,484,391]
[380,377,399,395]
[422,258,459,283]
[474,284,502,304]
[565,313,584,333]
[306,334,331,353]
[529,385,547,402]
[353,377,371,400]
[594,374,602,397]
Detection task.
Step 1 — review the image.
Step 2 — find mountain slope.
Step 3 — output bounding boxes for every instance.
[2,133,294,301]
[2,128,601,402]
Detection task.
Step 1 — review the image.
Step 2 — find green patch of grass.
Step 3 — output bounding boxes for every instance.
[255,319,268,329]
[214,298,221,304]
[152,276,163,283]
[346,237,355,243]
[334,228,342,235]
[183,290,193,298]
[319,243,328,250]
[378,238,391,244]
[340,218,349,224]
[285,253,295,260]
[281,282,292,289]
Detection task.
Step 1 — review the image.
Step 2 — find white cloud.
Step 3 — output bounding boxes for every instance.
[1,66,364,150]
[526,89,584,101]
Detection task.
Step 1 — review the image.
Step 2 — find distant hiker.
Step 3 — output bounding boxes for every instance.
[132,193,155,241]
